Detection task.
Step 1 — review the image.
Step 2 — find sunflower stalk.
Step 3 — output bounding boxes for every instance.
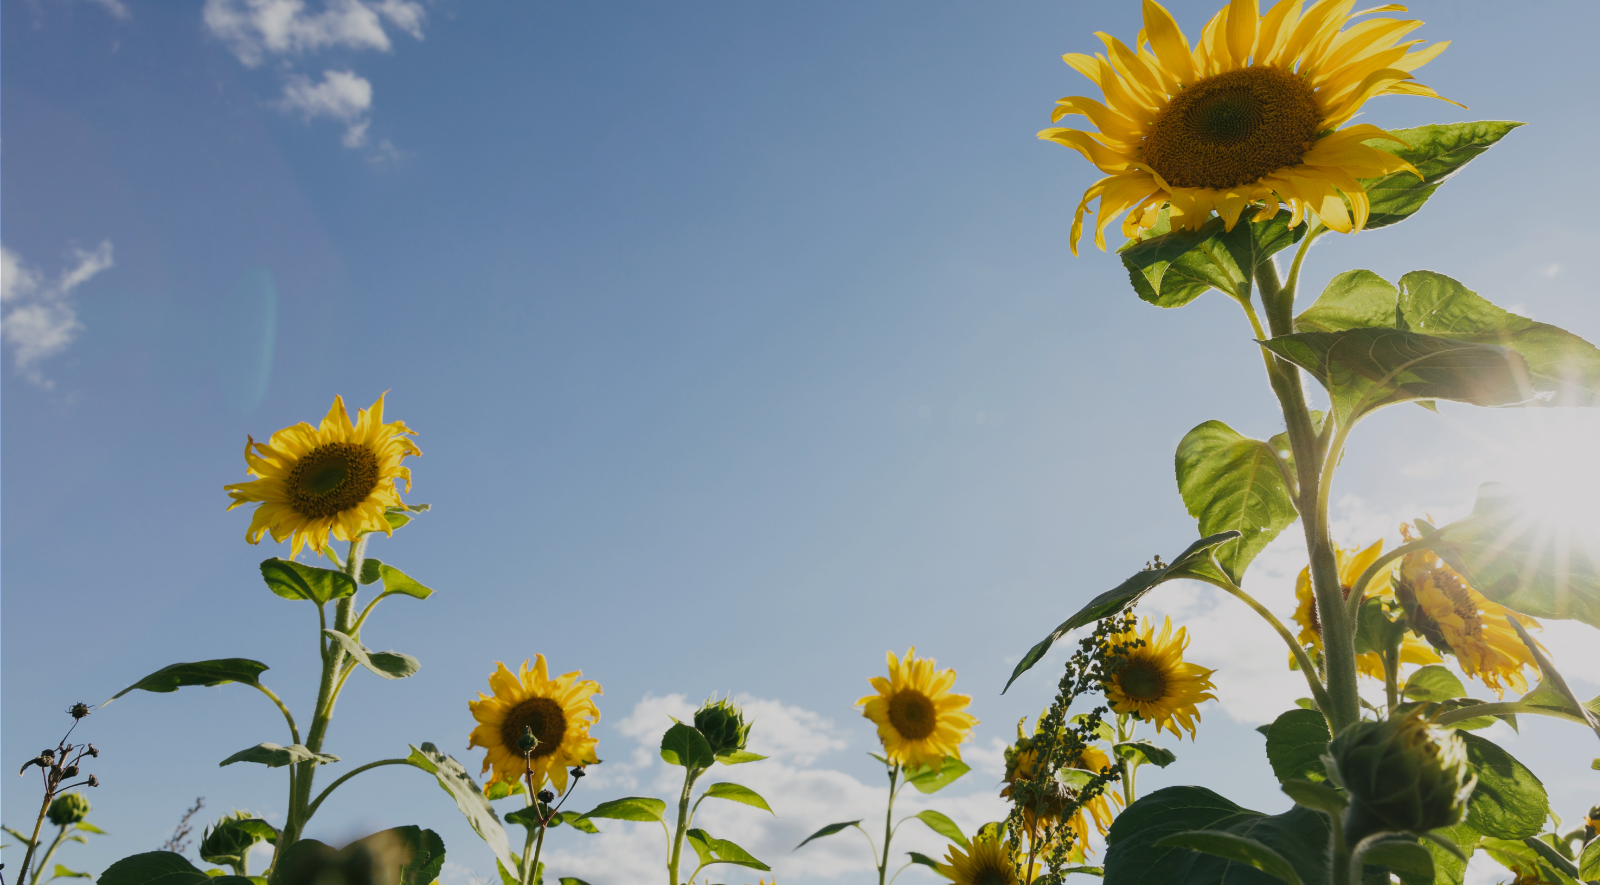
[666,764,705,885]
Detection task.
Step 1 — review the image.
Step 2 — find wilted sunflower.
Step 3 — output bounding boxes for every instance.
[468,656,602,794]
[1103,616,1216,739]
[1000,718,1120,861]
[1394,537,1541,697]
[225,394,420,558]
[1291,539,1442,678]
[1042,0,1461,252]
[858,648,977,772]
[936,833,1037,885]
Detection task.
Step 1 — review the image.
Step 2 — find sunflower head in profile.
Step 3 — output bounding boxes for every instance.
[468,656,602,794]
[936,831,1036,885]
[1042,0,1462,253]
[999,717,1120,860]
[857,647,977,772]
[1102,616,1216,739]
[225,393,421,558]
[1290,539,1442,678]
[1393,535,1541,697]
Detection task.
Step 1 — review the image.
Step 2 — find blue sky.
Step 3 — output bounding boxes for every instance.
[4,1,1599,884]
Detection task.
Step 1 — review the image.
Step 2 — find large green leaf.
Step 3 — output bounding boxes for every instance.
[1479,837,1580,885]
[582,797,667,823]
[1401,665,1467,704]
[219,743,338,768]
[1360,840,1435,882]
[1153,831,1303,885]
[1460,732,1547,840]
[1294,270,1400,335]
[1004,532,1240,692]
[1263,709,1330,785]
[273,827,445,885]
[660,722,716,769]
[684,829,770,872]
[1417,822,1478,885]
[1580,837,1600,880]
[903,758,970,794]
[1260,329,1533,426]
[1103,786,1331,885]
[323,630,421,680]
[258,559,355,605]
[377,564,435,600]
[1175,421,1298,583]
[1120,210,1305,308]
[1360,122,1523,230]
[911,810,967,848]
[1425,483,1600,628]
[403,743,514,874]
[700,782,773,814]
[1115,740,1176,769]
[99,852,253,885]
[199,818,277,868]
[104,659,269,706]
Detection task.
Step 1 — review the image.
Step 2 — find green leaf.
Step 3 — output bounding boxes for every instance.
[100,853,238,885]
[1154,831,1303,885]
[323,630,421,680]
[1104,786,1331,885]
[660,722,717,769]
[104,659,269,706]
[383,502,431,531]
[403,742,515,874]
[1401,665,1467,703]
[911,810,968,848]
[1294,270,1400,335]
[273,828,444,885]
[1004,531,1241,692]
[199,818,277,867]
[1175,421,1299,583]
[1353,597,1406,658]
[51,866,92,879]
[73,822,108,835]
[359,558,383,585]
[1580,837,1599,880]
[1114,741,1176,769]
[378,564,434,600]
[1119,209,1305,308]
[582,797,666,823]
[1279,780,1346,817]
[1359,839,1434,880]
[796,821,862,850]
[1260,329,1533,427]
[714,749,768,765]
[366,826,446,885]
[483,780,525,800]
[904,758,971,794]
[258,558,355,605]
[1461,732,1548,839]
[1427,484,1600,628]
[1479,837,1580,885]
[219,743,339,769]
[700,782,773,814]
[908,852,942,869]
[559,880,594,885]
[684,829,770,872]
[1419,823,1478,885]
[1264,709,1330,785]
[1359,122,1523,229]
[554,812,599,834]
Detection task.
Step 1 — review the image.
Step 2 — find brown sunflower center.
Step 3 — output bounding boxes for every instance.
[887,689,937,741]
[1142,66,1320,190]
[501,696,567,760]
[288,442,381,519]
[1117,658,1168,702]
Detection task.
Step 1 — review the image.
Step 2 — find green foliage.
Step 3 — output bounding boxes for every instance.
[1263,709,1330,784]
[1459,732,1548,840]
[714,749,768,765]
[1103,786,1331,885]
[376,564,434,600]
[1580,837,1600,880]
[795,820,861,849]
[1401,666,1467,704]
[1153,831,1304,885]
[1479,837,1580,885]
[693,696,751,757]
[1120,209,1305,308]
[1279,780,1345,817]
[219,743,339,768]
[910,810,967,848]
[1004,531,1239,691]
[100,853,253,885]
[1114,740,1176,769]
[1358,122,1522,229]
[659,722,717,769]
[699,783,772,814]
[903,758,971,794]
[683,829,769,872]
[403,743,515,874]
[258,558,356,605]
[907,851,942,869]
[1175,421,1298,583]
[105,659,268,705]
[582,797,667,822]
[323,630,421,679]
[273,827,444,885]
[199,816,277,868]
[1359,839,1435,882]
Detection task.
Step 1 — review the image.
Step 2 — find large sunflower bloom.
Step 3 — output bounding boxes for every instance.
[936,833,1037,885]
[1103,616,1216,739]
[1394,542,1541,698]
[1001,720,1120,861]
[857,648,977,772]
[225,394,420,558]
[468,656,602,794]
[1043,0,1462,253]
[1291,539,1442,678]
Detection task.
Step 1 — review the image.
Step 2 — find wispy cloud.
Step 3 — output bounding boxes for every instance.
[202,0,424,67]
[86,0,132,20]
[278,69,374,147]
[1,241,115,387]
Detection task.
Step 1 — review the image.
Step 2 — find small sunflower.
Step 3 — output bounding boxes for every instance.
[1000,719,1120,860]
[1103,616,1216,739]
[857,648,977,772]
[1290,539,1442,679]
[936,833,1036,885]
[1042,0,1462,253]
[225,393,420,558]
[468,656,602,794]
[1394,541,1541,698]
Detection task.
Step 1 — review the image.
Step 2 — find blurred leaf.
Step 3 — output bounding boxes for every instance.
[796,821,861,850]
[1359,840,1434,880]
[483,780,525,801]
[323,630,420,680]
[1105,786,1330,885]
[259,559,355,605]
[1114,741,1175,769]
[403,743,514,874]
[73,823,107,835]
[51,866,92,879]
[582,797,666,823]
[1004,532,1241,692]
[1580,837,1599,880]
[1279,780,1345,817]
[378,564,434,600]
[684,829,769,872]
[1461,732,1548,840]
[1401,665,1467,703]
[1359,122,1523,229]
[219,743,338,769]
[908,852,942,869]
[100,853,245,885]
[714,750,768,765]
[911,811,967,848]
[554,812,598,834]
[700,783,772,814]
[1175,421,1298,584]
[200,817,277,867]
[1479,837,1580,885]
[904,758,971,794]
[1154,831,1303,885]
[660,722,716,769]
[105,659,268,706]
[1264,709,1330,785]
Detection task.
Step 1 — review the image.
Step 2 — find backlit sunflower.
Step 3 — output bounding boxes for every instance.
[857,648,977,772]
[1000,718,1120,861]
[1290,539,1442,678]
[225,394,420,558]
[936,833,1037,885]
[1394,539,1541,698]
[1103,616,1216,739]
[1042,0,1462,253]
[468,656,602,794]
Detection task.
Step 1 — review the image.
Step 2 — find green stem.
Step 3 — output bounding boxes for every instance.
[253,683,301,745]
[1198,574,1336,714]
[527,824,548,885]
[18,787,51,885]
[304,758,412,819]
[29,825,68,885]
[667,766,703,885]
[879,764,900,885]
[1345,536,1433,625]
[1383,644,1400,715]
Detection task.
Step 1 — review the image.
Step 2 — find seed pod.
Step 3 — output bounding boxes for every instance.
[693,695,751,757]
[1327,710,1474,845]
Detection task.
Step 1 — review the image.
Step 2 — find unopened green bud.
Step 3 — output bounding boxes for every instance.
[47,793,91,826]
[517,726,540,755]
[693,695,751,757]
[1327,711,1474,845]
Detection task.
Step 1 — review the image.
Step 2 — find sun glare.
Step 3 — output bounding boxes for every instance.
[1472,411,1600,553]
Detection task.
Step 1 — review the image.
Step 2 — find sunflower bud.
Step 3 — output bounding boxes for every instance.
[1326,711,1474,844]
[517,726,540,755]
[47,793,91,826]
[693,695,751,757]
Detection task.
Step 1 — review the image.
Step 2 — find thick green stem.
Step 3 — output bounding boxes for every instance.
[879,764,900,885]
[667,766,703,885]
[1383,644,1400,715]
[18,788,51,885]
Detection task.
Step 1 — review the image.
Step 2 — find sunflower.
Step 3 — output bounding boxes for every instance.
[225,393,420,558]
[1394,542,1541,697]
[1042,0,1462,253]
[1000,719,1120,860]
[468,656,602,794]
[936,833,1037,885]
[857,648,977,772]
[1290,539,1442,678]
[1103,616,1216,739]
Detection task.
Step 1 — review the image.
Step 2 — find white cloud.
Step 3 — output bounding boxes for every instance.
[278,69,373,148]
[202,0,424,67]
[86,0,132,20]
[1,241,115,387]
